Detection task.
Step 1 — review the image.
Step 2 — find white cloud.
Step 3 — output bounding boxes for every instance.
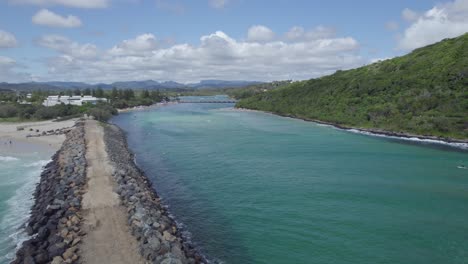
[285,26,305,40]
[109,34,157,56]
[32,9,82,28]
[285,26,336,41]
[398,0,468,50]
[0,56,16,67]
[35,29,361,83]
[37,34,98,59]
[402,8,419,22]
[210,0,228,9]
[247,25,275,42]
[0,30,18,48]
[9,0,108,8]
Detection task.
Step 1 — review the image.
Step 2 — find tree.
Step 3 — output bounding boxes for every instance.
[95,87,105,98]
[73,88,81,96]
[111,87,118,99]
[141,89,150,99]
[123,89,134,100]
[83,88,91,95]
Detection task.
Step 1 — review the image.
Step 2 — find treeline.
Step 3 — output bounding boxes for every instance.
[172,81,291,99]
[237,33,468,140]
[109,88,168,109]
[0,103,117,122]
[0,88,169,122]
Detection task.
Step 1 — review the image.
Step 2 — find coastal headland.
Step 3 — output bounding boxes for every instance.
[12,119,205,264]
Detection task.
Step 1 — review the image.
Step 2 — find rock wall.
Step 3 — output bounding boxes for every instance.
[103,124,207,264]
[13,122,87,264]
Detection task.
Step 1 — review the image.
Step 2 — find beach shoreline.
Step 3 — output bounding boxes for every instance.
[0,119,78,152]
[234,107,468,149]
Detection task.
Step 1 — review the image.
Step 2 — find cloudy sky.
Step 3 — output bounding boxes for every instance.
[0,0,467,83]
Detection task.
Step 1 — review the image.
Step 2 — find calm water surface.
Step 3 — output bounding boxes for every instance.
[112,96,468,264]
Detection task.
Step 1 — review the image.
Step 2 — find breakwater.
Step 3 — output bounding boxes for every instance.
[13,122,87,264]
[103,123,205,264]
[12,120,207,264]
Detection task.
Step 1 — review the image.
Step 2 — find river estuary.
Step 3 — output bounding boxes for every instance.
[111,96,468,264]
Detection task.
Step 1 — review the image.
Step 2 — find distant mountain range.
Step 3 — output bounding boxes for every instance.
[0,80,263,91]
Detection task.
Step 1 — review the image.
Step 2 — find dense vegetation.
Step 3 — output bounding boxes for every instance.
[237,33,468,140]
[109,88,168,109]
[0,102,117,122]
[173,81,291,99]
[0,88,169,122]
[226,81,292,99]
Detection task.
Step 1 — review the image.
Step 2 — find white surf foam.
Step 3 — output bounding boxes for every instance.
[0,160,49,262]
[347,129,468,150]
[0,156,19,162]
[23,160,50,168]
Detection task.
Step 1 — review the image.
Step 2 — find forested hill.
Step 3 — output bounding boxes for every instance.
[237,33,468,140]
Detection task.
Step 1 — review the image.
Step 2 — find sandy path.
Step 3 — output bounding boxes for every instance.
[80,120,144,264]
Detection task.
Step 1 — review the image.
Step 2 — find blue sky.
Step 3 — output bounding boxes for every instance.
[0,0,467,83]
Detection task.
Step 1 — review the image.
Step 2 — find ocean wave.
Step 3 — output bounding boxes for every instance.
[0,156,19,162]
[23,160,50,168]
[348,129,468,150]
[0,162,44,262]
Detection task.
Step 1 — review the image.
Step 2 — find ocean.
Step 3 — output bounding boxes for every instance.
[112,96,468,264]
[0,146,52,264]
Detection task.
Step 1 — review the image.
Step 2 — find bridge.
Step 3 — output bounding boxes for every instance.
[177,100,237,104]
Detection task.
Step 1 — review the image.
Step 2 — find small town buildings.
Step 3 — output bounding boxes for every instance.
[43,95,107,107]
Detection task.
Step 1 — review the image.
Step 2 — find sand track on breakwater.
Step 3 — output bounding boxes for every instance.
[80,120,144,264]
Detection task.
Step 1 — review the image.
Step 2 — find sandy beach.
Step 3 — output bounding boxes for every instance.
[0,119,78,154]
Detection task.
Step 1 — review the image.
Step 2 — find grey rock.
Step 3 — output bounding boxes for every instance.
[34,249,49,264]
[48,242,66,257]
[160,256,183,264]
[147,237,161,251]
[24,255,35,264]
[51,256,64,264]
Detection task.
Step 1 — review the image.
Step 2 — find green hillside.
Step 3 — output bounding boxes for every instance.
[237,33,468,140]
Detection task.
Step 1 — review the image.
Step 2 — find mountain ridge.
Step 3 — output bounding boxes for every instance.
[0,80,263,91]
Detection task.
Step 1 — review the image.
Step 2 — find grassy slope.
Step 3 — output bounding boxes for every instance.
[237,33,468,140]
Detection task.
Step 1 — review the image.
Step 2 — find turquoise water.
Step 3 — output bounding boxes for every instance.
[112,96,468,264]
[0,146,51,264]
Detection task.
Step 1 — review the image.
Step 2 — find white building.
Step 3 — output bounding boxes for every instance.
[43,95,107,107]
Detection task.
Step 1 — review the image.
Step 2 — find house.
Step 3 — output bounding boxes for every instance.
[43,95,107,107]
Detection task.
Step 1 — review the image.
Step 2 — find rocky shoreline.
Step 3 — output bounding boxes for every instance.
[103,123,207,264]
[13,121,87,264]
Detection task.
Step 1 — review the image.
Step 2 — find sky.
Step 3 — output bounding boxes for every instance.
[0,0,467,83]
